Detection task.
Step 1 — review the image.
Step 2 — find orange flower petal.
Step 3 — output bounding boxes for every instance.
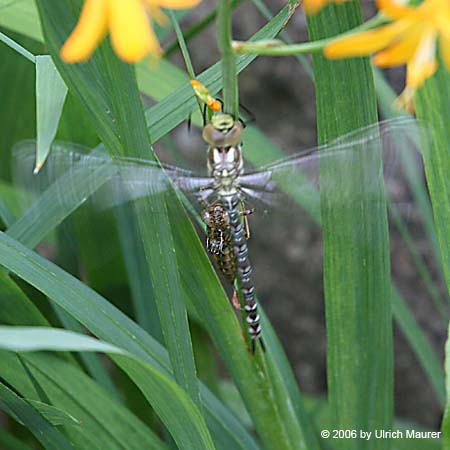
[148,5,168,26]
[324,20,410,59]
[373,24,422,67]
[303,0,329,15]
[109,0,161,62]
[376,0,416,20]
[406,29,438,88]
[60,0,108,62]
[147,0,200,7]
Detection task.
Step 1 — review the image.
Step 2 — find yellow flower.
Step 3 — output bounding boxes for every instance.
[324,0,450,110]
[61,0,201,63]
[303,0,349,16]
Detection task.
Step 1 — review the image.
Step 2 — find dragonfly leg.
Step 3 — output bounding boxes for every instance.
[239,202,254,240]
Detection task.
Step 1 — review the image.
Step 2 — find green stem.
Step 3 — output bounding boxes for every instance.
[0,31,35,63]
[217,0,239,118]
[233,13,386,56]
[168,11,204,115]
[168,11,196,80]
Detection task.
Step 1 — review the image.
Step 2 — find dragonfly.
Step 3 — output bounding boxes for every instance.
[11,114,424,354]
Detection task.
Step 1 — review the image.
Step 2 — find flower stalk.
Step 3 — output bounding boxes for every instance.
[232,14,386,56]
[217,0,239,118]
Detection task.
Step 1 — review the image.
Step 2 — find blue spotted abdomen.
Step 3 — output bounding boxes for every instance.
[222,195,264,352]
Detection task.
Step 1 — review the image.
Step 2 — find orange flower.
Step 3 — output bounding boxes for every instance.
[303,0,349,16]
[61,0,201,63]
[324,0,450,110]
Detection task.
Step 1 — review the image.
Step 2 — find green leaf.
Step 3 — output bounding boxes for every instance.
[51,304,121,401]
[375,68,446,290]
[36,0,203,414]
[0,32,39,181]
[0,381,75,450]
[35,55,68,172]
[414,61,450,449]
[0,231,260,450]
[391,290,445,404]
[0,326,215,450]
[443,324,450,448]
[168,205,317,450]
[307,4,393,450]
[0,0,42,42]
[114,203,163,340]
[0,430,35,450]
[27,400,81,427]
[0,269,49,326]
[0,351,170,450]
[415,67,450,297]
[7,142,117,249]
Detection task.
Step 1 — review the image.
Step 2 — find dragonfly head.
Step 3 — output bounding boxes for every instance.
[202,114,243,147]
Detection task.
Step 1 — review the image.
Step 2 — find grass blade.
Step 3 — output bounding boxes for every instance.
[0,351,170,450]
[391,290,445,405]
[0,381,75,450]
[0,326,215,450]
[36,0,203,414]
[307,5,393,449]
[0,430,35,450]
[35,55,68,172]
[415,68,450,297]
[0,230,259,450]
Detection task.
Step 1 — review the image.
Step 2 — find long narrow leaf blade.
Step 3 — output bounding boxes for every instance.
[35,55,68,172]
[0,326,215,450]
[307,5,393,449]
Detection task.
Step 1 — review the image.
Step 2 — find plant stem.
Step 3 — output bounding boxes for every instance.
[168,11,204,115]
[233,13,386,56]
[217,0,239,118]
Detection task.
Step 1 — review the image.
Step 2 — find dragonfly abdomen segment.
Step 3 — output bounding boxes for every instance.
[223,196,265,353]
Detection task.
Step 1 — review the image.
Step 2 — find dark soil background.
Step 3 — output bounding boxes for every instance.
[162,0,448,430]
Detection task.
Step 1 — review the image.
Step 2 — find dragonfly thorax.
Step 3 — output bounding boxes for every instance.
[207,145,243,190]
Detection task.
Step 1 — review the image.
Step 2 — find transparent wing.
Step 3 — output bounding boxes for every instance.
[11,140,212,277]
[12,116,425,222]
[12,139,212,214]
[237,116,425,218]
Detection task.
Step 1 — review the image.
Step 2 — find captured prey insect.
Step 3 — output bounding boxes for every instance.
[190,80,222,113]
[11,113,424,354]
